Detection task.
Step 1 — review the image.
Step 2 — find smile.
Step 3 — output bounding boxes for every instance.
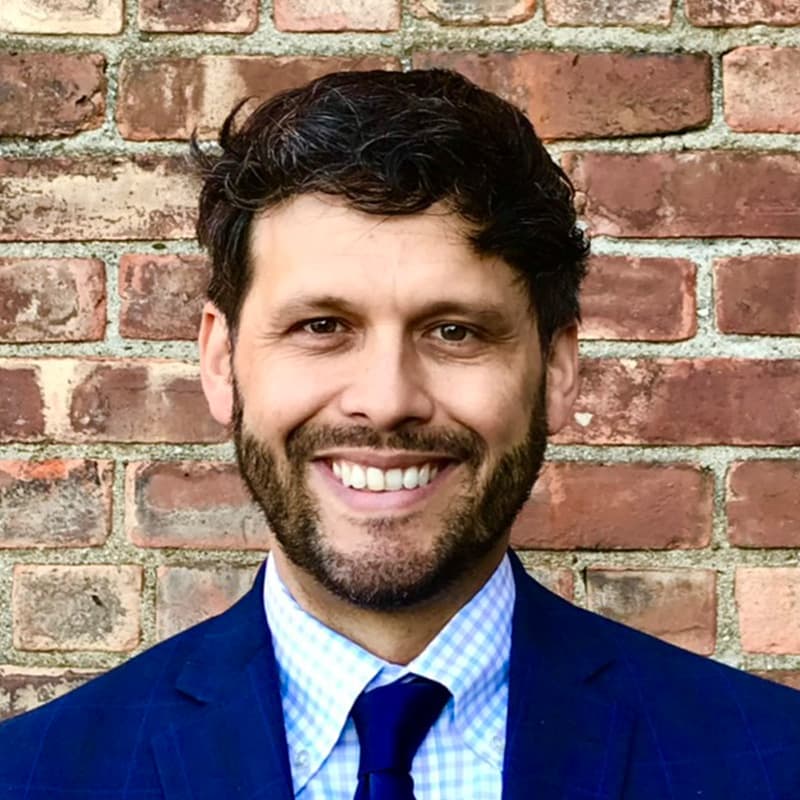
[331,460,440,492]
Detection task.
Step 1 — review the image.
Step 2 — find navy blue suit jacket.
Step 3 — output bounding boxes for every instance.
[2,552,800,799]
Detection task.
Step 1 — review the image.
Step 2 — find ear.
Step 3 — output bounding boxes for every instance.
[198,301,234,426]
[545,324,580,435]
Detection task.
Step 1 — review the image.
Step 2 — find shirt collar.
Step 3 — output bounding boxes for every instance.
[264,553,514,790]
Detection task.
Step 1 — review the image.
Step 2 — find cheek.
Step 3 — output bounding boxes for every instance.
[236,355,337,438]
[434,366,537,451]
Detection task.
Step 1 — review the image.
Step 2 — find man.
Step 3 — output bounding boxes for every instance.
[1,68,799,799]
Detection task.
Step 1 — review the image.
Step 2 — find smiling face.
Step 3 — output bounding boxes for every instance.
[200,195,579,611]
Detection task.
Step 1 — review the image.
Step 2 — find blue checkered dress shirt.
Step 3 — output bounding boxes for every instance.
[263,553,514,800]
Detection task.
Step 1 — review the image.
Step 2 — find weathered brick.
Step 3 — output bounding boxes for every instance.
[139,0,258,32]
[512,462,712,549]
[413,52,710,139]
[157,565,257,639]
[715,255,800,335]
[727,461,800,548]
[558,359,800,445]
[587,568,717,655]
[544,0,671,26]
[724,47,800,133]
[117,56,399,141]
[410,0,535,24]
[0,460,112,548]
[0,365,44,442]
[119,254,208,340]
[581,256,696,341]
[736,568,800,654]
[0,0,123,33]
[0,52,105,138]
[275,0,400,30]
[0,258,106,342]
[686,0,800,26]
[565,151,800,238]
[565,360,795,445]
[752,670,800,691]
[126,461,270,549]
[0,158,198,242]
[2,358,223,443]
[66,360,225,443]
[13,565,142,652]
[0,667,96,721]
[516,559,575,601]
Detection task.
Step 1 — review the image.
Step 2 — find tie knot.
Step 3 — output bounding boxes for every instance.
[351,676,450,779]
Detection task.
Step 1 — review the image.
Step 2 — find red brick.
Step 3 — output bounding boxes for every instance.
[587,568,717,655]
[126,461,270,549]
[0,52,105,138]
[275,0,400,30]
[139,0,258,32]
[0,158,198,242]
[727,461,800,547]
[0,667,97,721]
[117,56,400,141]
[410,0,534,24]
[724,47,800,133]
[565,151,800,238]
[157,565,257,639]
[751,670,800,691]
[516,559,575,601]
[12,565,142,652]
[0,460,112,548]
[66,360,225,443]
[686,0,800,26]
[0,365,44,441]
[736,568,800,654]
[0,258,105,342]
[544,0,671,26]
[558,358,800,445]
[715,255,800,335]
[0,0,123,33]
[119,254,208,340]
[413,52,710,139]
[581,256,696,341]
[512,462,712,550]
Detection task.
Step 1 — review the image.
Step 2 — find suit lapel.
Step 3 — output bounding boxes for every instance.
[503,553,635,800]
[151,563,294,800]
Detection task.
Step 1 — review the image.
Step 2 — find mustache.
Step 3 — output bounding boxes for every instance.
[284,424,486,467]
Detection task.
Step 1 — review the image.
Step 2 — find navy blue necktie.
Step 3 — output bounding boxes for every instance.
[351,676,451,800]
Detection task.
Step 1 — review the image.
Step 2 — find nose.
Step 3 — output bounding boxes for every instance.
[336,329,435,431]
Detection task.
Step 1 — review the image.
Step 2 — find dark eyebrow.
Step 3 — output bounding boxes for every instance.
[268,294,362,326]
[270,294,515,329]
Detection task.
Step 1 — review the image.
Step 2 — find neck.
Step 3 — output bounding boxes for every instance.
[272,544,508,664]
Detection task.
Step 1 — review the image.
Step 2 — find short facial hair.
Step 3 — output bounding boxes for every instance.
[233,379,548,610]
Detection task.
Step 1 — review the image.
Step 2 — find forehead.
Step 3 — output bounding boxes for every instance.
[246,194,528,312]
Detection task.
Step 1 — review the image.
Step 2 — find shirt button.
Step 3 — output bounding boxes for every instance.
[294,749,309,769]
[492,733,504,752]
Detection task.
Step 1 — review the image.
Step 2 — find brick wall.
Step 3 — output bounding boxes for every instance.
[1,0,799,720]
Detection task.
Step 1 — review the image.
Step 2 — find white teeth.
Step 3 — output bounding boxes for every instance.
[418,464,430,487]
[385,468,404,491]
[366,467,385,492]
[402,465,419,490]
[350,463,367,489]
[330,460,443,492]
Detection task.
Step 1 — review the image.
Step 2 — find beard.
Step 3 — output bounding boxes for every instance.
[233,380,548,611]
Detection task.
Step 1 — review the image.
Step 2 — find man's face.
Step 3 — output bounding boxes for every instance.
[200,195,578,610]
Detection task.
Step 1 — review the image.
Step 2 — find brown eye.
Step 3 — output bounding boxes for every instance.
[437,324,471,342]
[304,318,340,334]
